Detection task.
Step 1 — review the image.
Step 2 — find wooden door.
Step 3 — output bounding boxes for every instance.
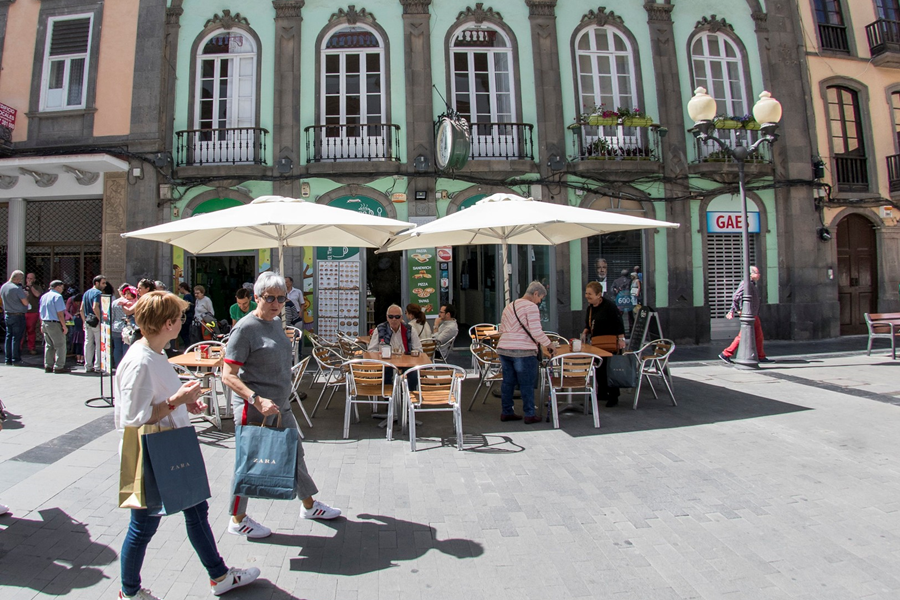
[837,214,877,334]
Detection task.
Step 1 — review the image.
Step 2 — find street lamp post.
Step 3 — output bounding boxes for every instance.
[687,88,782,370]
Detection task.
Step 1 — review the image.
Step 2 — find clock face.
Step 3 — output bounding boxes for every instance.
[435,119,454,170]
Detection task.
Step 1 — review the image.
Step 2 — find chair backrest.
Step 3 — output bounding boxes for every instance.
[470,341,499,367]
[421,338,438,360]
[313,346,344,370]
[291,356,311,395]
[545,331,569,347]
[403,364,466,407]
[346,359,397,398]
[185,340,226,354]
[637,339,675,368]
[469,323,498,342]
[547,353,598,388]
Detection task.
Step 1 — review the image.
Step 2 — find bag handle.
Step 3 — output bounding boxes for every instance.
[242,399,283,428]
[511,300,541,348]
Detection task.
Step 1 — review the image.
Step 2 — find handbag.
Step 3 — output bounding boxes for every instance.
[85,312,99,327]
[141,419,212,515]
[118,421,170,511]
[591,335,619,354]
[232,410,299,500]
[607,353,640,389]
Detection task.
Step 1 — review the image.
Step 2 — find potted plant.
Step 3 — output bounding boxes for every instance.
[714,114,743,129]
[619,106,654,128]
[703,149,730,162]
[741,116,761,130]
[587,137,615,159]
[586,105,619,127]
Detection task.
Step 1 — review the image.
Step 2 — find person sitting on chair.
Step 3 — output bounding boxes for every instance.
[432,304,459,360]
[367,304,423,355]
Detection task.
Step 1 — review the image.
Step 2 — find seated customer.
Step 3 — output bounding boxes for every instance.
[367,304,423,354]
[432,304,459,360]
[230,288,257,327]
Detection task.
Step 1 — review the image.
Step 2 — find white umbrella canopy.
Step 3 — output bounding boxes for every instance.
[381,192,679,304]
[122,195,413,275]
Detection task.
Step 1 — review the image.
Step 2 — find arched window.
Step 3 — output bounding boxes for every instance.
[691,32,747,119]
[320,24,386,160]
[193,29,258,164]
[827,86,868,191]
[450,24,517,159]
[574,26,636,115]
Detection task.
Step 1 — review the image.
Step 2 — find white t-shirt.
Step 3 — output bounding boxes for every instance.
[114,342,190,436]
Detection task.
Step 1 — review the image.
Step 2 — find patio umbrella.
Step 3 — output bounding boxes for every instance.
[380,192,679,305]
[122,195,412,275]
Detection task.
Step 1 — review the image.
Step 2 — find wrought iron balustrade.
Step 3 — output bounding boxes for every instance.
[571,123,661,163]
[175,127,268,167]
[693,129,773,164]
[304,123,400,163]
[469,122,534,160]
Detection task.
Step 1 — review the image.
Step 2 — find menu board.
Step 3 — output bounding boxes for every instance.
[316,259,361,342]
[407,247,438,316]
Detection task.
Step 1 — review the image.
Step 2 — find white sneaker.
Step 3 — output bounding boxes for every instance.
[0,503,8,516]
[119,589,164,600]
[227,515,271,538]
[301,500,342,520]
[211,566,260,596]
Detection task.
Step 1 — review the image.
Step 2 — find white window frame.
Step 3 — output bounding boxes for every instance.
[574,26,636,115]
[193,29,258,132]
[691,32,748,118]
[40,13,93,112]
[320,24,386,129]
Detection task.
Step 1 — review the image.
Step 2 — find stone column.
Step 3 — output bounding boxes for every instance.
[7,198,25,275]
[162,2,183,152]
[525,0,564,182]
[272,1,304,200]
[400,0,435,217]
[759,2,839,339]
[643,2,704,343]
[102,173,128,286]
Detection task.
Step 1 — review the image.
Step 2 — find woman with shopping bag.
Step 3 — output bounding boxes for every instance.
[222,271,341,540]
[115,291,260,600]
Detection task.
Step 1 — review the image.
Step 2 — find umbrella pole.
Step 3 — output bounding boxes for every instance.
[501,241,511,306]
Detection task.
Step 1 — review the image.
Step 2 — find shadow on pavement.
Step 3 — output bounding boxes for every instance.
[0,507,116,593]
[252,513,483,576]
[0,409,23,430]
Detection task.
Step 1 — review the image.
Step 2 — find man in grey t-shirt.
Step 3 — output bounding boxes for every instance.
[1,270,29,365]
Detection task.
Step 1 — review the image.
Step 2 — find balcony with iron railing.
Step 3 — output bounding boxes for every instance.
[887,154,900,193]
[175,127,268,167]
[570,123,662,162]
[692,129,774,165]
[866,19,900,67]
[834,156,869,193]
[469,122,534,160]
[304,123,401,163]
[818,23,850,53]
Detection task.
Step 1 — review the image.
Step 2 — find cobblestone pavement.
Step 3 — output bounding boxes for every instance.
[2,345,900,599]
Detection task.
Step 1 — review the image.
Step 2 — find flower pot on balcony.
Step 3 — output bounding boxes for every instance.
[715,119,743,130]
[587,115,619,127]
[621,116,653,127]
[742,120,761,130]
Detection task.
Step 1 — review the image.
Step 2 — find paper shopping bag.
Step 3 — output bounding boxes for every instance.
[232,413,299,500]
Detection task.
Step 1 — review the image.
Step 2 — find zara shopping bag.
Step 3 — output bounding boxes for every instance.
[607,353,640,389]
[141,419,211,515]
[233,411,299,500]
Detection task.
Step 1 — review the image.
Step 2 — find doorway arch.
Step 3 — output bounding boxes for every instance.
[836,212,877,334]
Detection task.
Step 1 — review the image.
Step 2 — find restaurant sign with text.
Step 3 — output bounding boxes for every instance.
[408,248,438,317]
[706,211,760,234]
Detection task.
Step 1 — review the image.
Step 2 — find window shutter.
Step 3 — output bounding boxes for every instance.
[706,234,757,319]
[49,18,91,56]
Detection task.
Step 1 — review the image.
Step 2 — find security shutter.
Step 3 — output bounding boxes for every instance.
[707,234,757,318]
[49,18,91,56]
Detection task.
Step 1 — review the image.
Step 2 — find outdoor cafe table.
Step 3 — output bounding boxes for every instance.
[167,352,231,428]
[538,344,613,417]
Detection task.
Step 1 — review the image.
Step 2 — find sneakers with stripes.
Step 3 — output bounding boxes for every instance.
[301,500,342,520]
[118,589,164,600]
[211,566,260,596]
[227,515,271,539]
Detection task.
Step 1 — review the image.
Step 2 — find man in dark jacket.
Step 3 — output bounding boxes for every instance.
[367,304,423,354]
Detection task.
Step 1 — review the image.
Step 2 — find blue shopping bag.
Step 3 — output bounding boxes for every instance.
[142,424,211,516]
[232,412,299,500]
[606,353,640,389]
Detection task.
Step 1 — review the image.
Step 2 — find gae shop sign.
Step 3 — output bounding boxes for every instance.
[707,211,760,234]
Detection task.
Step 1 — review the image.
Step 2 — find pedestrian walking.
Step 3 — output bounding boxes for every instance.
[82,275,106,373]
[719,265,771,364]
[115,291,260,599]
[39,280,69,373]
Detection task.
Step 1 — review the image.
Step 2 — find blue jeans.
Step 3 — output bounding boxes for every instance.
[120,501,227,596]
[500,354,539,417]
[4,313,25,363]
[111,332,125,368]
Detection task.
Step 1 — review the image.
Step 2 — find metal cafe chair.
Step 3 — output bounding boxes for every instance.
[632,339,677,410]
[310,346,348,417]
[468,341,502,411]
[545,352,601,429]
[343,359,400,441]
[400,364,466,452]
[289,356,314,437]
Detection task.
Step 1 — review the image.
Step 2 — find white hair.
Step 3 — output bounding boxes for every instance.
[524,281,547,297]
[254,271,286,297]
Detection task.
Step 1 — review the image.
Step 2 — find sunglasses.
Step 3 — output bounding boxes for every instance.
[387,315,403,319]
[262,295,287,304]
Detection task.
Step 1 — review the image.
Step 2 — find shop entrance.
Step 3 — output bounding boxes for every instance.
[837,214,876,335]
[366,248,401,325]
[454,245,499,333]
[190,254,256,320]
